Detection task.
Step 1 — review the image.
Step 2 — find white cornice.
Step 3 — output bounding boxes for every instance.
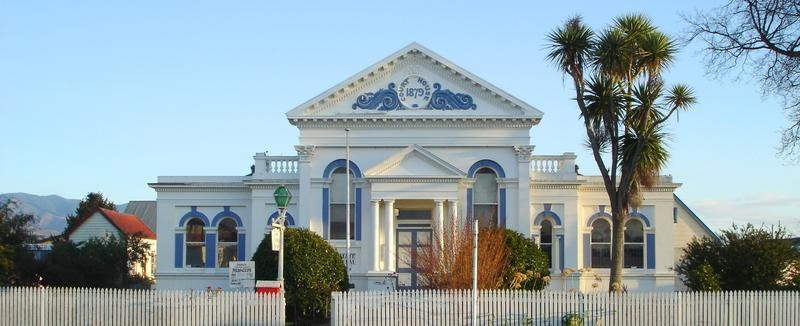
[364,176,463,183]
[288,117,540,128]
[149,184,250,193]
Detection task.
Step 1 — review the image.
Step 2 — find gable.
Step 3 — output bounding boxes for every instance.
[68,212,121,244]
[365,144,465,178]
[286,43,543,125]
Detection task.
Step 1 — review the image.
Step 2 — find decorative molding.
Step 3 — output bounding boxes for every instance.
[460,178,476,187]
[429,83,477,110]
[364,176,463,183]
[294,145,316,162]
[578,185,678,192]
[352,83,401,110]
[496,178,518,187]
[150,184,250,193]
[531,183,580,190]
[288,117,540,128]
[513,145,535,162]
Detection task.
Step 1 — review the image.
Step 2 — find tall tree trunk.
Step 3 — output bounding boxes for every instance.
[609,204,628,292]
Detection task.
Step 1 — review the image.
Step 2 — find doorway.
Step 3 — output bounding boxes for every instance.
[395,207,432,289]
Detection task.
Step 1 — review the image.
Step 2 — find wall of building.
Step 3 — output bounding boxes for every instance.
[69,212,119,244]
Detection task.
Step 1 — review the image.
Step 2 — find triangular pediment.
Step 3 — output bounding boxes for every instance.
[365,144,465,178]
[286,43,543,124]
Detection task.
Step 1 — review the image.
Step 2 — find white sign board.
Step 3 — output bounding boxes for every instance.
[229,261,256,290]
[271,228,281,251]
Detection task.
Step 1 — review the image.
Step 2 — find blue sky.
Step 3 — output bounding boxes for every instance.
[1,1,798,234]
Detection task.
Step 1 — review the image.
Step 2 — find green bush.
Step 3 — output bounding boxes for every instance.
[688,261,721,291]
[40,235,151,288]
[252,228,347,325]
[676,223,800,290]
[501,229,551,290]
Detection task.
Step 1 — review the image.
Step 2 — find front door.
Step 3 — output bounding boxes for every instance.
[396,228,431,289]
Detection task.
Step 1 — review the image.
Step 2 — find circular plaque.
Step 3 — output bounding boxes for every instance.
[397,75,432,109]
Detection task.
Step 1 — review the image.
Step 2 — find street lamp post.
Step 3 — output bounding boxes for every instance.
[272,185,292,288]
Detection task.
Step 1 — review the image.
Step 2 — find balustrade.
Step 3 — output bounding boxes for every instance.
[531,153,577,180]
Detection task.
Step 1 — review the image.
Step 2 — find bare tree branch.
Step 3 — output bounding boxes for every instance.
[684,0,800,159]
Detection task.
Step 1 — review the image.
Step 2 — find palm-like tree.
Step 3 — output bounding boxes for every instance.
[547,14,696,291]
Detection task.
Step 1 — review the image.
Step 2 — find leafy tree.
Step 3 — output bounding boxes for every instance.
[684,0,800,158]
[0,199,38,285]
[41,234,151,288]
[676,223,799,290]
[547,14,696,291]
[64,192,117,234]
[252,228,347,325]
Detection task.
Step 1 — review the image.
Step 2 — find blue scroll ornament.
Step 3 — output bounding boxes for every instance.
[351,83,402,110]
[429,83,477,110]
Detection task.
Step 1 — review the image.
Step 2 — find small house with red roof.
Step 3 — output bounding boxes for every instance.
[66,208,157,279]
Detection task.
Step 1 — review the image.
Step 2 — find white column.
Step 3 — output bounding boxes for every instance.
[371,199,381,272]
[383,200,395,272]
[514,145,534,236]
[448,199,459,224]
[295,145,315,229]
[434,200,445,249]
[553,234,562,274]
[448,199,459,242]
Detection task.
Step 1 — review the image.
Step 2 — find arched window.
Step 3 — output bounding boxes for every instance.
[473,168,498,227]
[330,167,355,240]
[590,219,611,268]
[217,218,238,268]
[185,218,206,268]
[624,219,644,268]
[540,220,553,267]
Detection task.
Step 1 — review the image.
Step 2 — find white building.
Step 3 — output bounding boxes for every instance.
[150,43,715,292]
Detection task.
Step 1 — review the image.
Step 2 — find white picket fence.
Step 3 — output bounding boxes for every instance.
[331,289,800,326]
[0,287,284,326]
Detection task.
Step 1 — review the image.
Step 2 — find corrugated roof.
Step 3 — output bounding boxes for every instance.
[123,201,157,233]
[98,208,156,239]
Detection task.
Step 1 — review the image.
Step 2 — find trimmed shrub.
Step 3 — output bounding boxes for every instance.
[502,229,551,290]
[252,228,347,325]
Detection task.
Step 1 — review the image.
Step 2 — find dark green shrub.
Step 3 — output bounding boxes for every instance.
[502,229,550,290]
[41,235,151,288]
[676,223,800,290]
[252,228,347,325]
[688,261,721,291]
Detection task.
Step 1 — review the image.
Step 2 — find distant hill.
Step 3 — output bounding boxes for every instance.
[0,193,129,237]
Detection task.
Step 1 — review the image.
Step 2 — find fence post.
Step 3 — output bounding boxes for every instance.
[39,287,45,326]
[331,292,338,326]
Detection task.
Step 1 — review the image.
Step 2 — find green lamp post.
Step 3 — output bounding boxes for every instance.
[272,185,292,285]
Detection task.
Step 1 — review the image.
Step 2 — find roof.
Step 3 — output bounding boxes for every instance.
[123,201,157,233]
[66,208,156,240]
[286,42,544,122]
[674,194,719,241]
